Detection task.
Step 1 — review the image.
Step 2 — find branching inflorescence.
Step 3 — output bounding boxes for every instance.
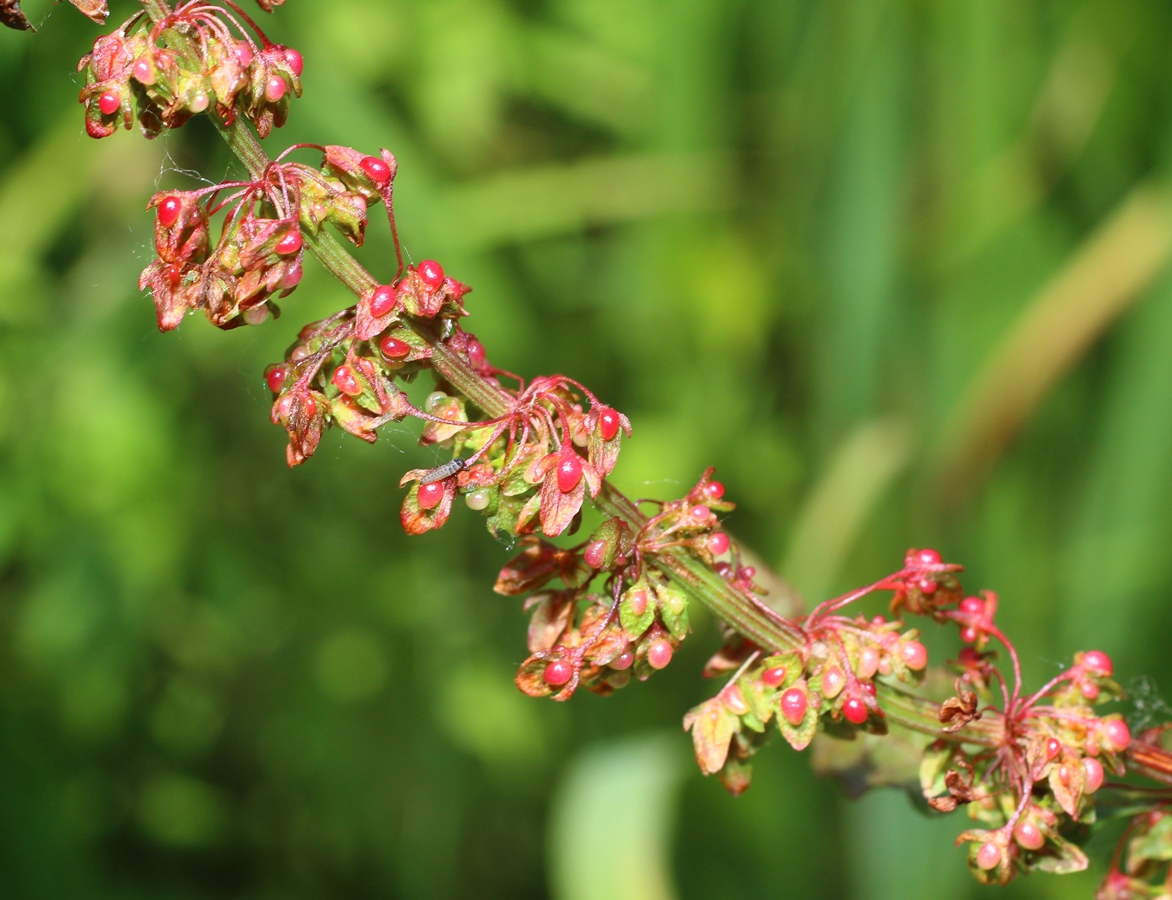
[24,0,1172,892]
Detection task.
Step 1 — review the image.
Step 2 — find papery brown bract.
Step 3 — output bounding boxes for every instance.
[683,696,737,775]
[272,387,326,467]
[0,0,33,31]
[523,592,576,652]
[69,0,108,23]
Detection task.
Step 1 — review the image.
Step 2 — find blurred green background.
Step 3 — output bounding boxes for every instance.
[2,0,1172,896]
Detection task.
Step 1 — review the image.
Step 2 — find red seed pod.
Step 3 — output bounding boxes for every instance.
[543,659,573,686]
[583,540,607,569]
[282,46,304,76]
[264,76,287,102]
[417,482,445,510]
[276,231,303,256]
[264,365,287,394]
[157,195,182,229]
[379,335,411,359]
[369,284,398,318]
[976,842,1000,871]
[761,666,786,688]
[97,90,121,115]
[706,532,730,556]
[705,480,725,500]
[417,259,445,291]
[899,640,928,671]
[1082,757,1105,794]
[821,665,845,699]
[597,407,620,441]
[842,695,869,725]
[1102,718,1131,753]
[627,588,648,618]
[1080,650,1113,677]
[331,365,362,396]
[359,155,392,185]
[556,449,583,493]
[857,646,880,679]
[909,548,942,567]
[610,650,634,671]
[780,687,807,726]
[1014,818,1045,851]
[647,640,673,670]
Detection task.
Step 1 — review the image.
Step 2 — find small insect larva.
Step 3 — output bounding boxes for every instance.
[419,457,466,485]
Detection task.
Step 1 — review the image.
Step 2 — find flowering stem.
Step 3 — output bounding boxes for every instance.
[193,91,1172,776]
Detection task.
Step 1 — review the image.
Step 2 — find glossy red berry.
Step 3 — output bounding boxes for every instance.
[279,260,303,289]
[722,686,749,715]
[910,548,942,567]
[234,41,254,68]
[1045,738,1062,760]
[264,365,287,394]
[417,482,444,510]
[264,76,287,102]
[467,338,486,369]
[132,57,155,84]
[282,46,304,76]
[359,155,391,185]
[859,680,876,697]
[976,842,1000,871]
[379,336,411,359]
[157,195,182,229]
[627,588,648,618]
[583,540,607,569]
[556,450,583,493]
[370,284,398,318]
[959,596,985,616]
[780,687,807,726]
[97,90,120,116]
[1083,757,1105,794]
[1081,650,1113,677]
[706,532,730,556]
[1102,718,1131,752]
[331,365,362,396]
[899,640,928,671]
[1013,818,1045,851]
[690,505,711,523]
[761,666,786,688]
[276,231,302,256]
[857,646,880,679]
[705,480,725,500]
[597,407,620,441]
[610,650,634,671]
[543,659,573,686]
[821,665,845,699]
[647,640,673,670]
[417,260,444,291]
[842,696,869,725]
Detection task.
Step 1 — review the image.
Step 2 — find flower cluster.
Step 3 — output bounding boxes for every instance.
[78,0,300,139]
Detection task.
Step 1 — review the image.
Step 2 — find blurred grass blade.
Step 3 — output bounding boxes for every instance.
[548,733,685,900]
[430,152,731,249]
[931,181,1172,500]
[781,417,914,603]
